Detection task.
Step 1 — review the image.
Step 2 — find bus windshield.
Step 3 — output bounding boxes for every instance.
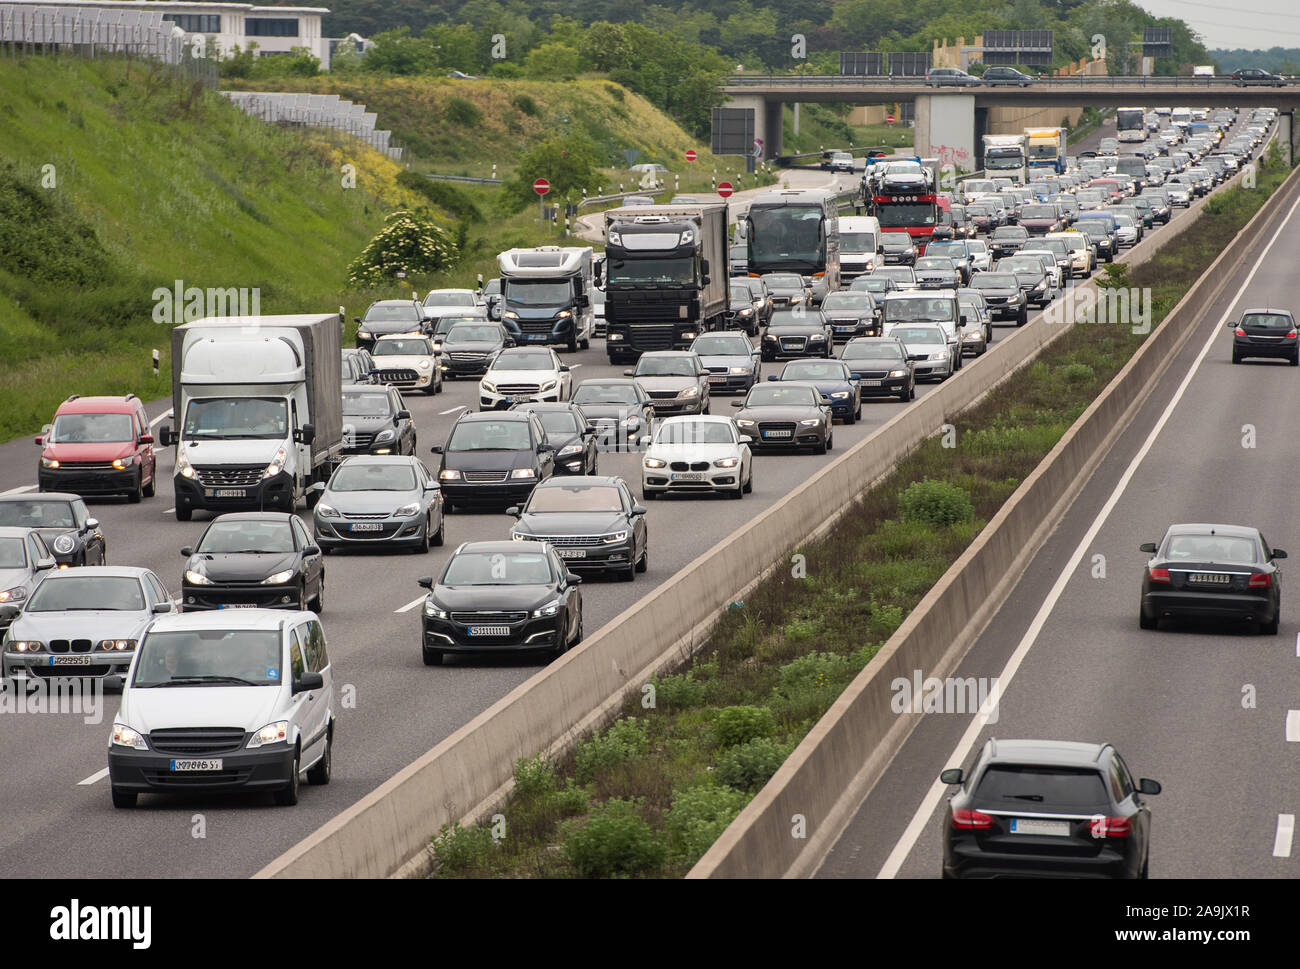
[747,204,826,271]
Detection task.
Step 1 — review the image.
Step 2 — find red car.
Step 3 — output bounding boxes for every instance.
[36,394,157,502]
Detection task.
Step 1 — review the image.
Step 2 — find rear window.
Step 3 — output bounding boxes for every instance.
[975,764,1110,808]
[1241,313,1294,330]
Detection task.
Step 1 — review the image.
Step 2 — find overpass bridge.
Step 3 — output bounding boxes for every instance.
[723,74,1300,169]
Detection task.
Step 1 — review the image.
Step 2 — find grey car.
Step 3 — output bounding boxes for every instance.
[625,351,710,416]
[691,332,763,395]
[0,527,56,631]
[2,565,172,686]
[312,456,445,554]
[0,493,105,568]
[760,272,812,310]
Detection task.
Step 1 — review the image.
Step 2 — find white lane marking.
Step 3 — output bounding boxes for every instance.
[1294,632,1299,658]
[1274,814,1295,857]
[1287,711,1300,743]
[395,595,426,613]
[77,767,109,786]
[438,405,467,416]
[0,485,36,496]
[149,409,173,428]
[164,508,175,515]
[569,363,582,369]
[876,183,1300,879]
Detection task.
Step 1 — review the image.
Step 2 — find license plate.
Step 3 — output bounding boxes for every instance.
[206,489,247,498]
[671,472,705,481]
[508,394,532,403]
[468,625,511,637]
[1010,818,1070,837]
[1190,573,1231,583]
[350,522,384,532]
[217,603,258,609]
[763,430,792,439]
[526,334,548,342]
[860,379,882,387]
[171,759,222,772]
[834,325,856,332]
[556,548,587,559]
[48,655,92,666]
[708,375,726,383]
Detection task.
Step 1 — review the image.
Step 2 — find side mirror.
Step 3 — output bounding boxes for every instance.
[583,426,597,437]
[538,443,555,453]
[303,545,321,556]
[636,435,653,448]
[85,518,99,531]
[1273,549,1288,559]
[353,316,362,324]
[577,294,590,308]
[1225,319,1238,328]
[180,547,193,557]
[766,375,778,382]
[417,576,434,589]
[34,435,43,446]
[506,505,521,517]
[630,505,647,516]
[430,445,444,454]
[940,768,964,785]
[293,672,324,695]
[396,410,411,421]
[559,364,571,373]
[623,369,636,377]
[152,601,173,614]
[1138,778,1162,796]
[739,435,753,444]
[730,400,743,407]
[1138,542,1157,553]
[565,571,582,585]
[36,557,57,571]
[158,426,172,448]
[295,424,316,445]
[307,482,326,495]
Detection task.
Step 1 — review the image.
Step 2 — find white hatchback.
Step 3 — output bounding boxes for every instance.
[480,347,572,410]
[641,415,753,500]
[371,333,442,395]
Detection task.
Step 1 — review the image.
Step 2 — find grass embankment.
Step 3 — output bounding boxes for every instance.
[427,148,1292,879]
[781,103,913,156]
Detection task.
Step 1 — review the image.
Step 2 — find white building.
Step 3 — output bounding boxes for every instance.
[2,0,333,68]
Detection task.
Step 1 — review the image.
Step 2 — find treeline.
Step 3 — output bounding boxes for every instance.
[1210,48,1300,73]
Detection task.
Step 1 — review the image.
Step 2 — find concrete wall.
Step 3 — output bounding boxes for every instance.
[914,94,977,171]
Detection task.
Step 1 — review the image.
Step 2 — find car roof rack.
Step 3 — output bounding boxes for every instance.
[65,394,80,401]
[124,393,136,401]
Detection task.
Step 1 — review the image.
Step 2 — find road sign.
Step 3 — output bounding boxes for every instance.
[886,114,895,125]
[685,149,697,162]
[533,178,550,196]
[717,182,734,198]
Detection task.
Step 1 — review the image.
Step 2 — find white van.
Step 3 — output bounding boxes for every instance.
[838,215,882,279]
[106,609,335,808]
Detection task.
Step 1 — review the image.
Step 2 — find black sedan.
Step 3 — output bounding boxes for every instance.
[507,476,648,581]
[731,383,833,453]
[761,309,834,362]
[691,332,763,395]
[417,540,583,665]
[342,385,416,456]
[1232,68,1285,87]
[841,337,915,402]
[1229,308,1298,366]
[0,493,105,567]
[510,402,598,475]
[727,282,762,336]
[440,321,515,379]
[570,379,654,453]
[180,512,324,611]
[941,739,1160,879]
[988,225,1030,259]
[1139,523,1285,634]
[992,259,1052,310]
[820,291,880,342]
[760,272,812,310]
[431,410,554,511]
[879,231,917,266]
[312,456,445,553]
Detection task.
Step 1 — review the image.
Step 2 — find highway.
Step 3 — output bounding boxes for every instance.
[818,129,1297,879]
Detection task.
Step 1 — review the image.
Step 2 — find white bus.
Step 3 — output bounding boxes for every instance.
[1116,107,1146,143]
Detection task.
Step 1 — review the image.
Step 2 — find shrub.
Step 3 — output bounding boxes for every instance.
[898,478,974,527]
[564,798,666,877]
[715,737,792,792]
[663,784,751,860]
[606,83,625,101]
[1059,362,1094,383]
[652,672,706,709]
[395,171,483,222]
[575,717,650,783]
[550,779,590,816]
[513,755,557,798]
[431,822,495,872]
[346,209,459,287]
[712,705,776,748]
[512,93,539,116]
[445,96,483,127]
[777,651,854,694]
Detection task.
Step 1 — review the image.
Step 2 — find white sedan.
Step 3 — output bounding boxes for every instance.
[480,347,572,410]
[641,415,753,500]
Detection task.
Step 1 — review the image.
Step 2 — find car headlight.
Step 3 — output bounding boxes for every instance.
[374,429,396,444]
[556,310,572,319]
[357,329,372,339]
[738,308,754,317]
[713,457,739,468]
[799,418,822,426]
[510,468,537,480]
[608,333,624,342]
[830,391,849,399]
[424,600,448,618]
[540,380,558,392]
[930,351,948,360]
[558,444,583,457]
[481,380,497,393]
[680,386,700,398]
[247,721,290,748]
[601,531,629,544]
[763,334,777,342]
[263,446,287,479]
[395,502,421,517]
[439,469,462,481]
[729,367,750,375]
[111,723,148,750]
[418,359,432,370]
[532,599,561,618]
[40,456,60,469]
[644,457,667,469]
[735,418,756,428]
[316,502,339,518]
[184,569,212,586]
[53,534,76,555]
[111,456,136,470]
[888,369,907,377]
[808,334,826,342]
[10,640,42,652]
[503,311,519,320]
[261,569,295,585]
[98,639,137,652]
[510,531,533,542]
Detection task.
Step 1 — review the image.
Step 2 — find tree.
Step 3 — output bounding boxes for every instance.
[363,27,434,76]
[347,210,460,288]
[506,135,604,209]
[524,42,583,80]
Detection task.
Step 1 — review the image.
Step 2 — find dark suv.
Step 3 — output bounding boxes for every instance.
[430,410,555,511]
[341,385,416,456]
[354,299,427,352]
[941,739,1161,879]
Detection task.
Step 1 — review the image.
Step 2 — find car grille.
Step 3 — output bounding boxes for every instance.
[851,370,890,379]
[194,465,263,488]
[342,431,376,451]
[142,768,253,787]
[531,534,604,548]
[53,461,117,470]
[375,367,420,385]
[495,383,540,395]
[33,664,114,678]
[779,337,807,351]
[463,470,509,483]
[706,366,730,375]
[450,352,487,361]
[622,325,676,349]
[343,512,390,520]
[757,421,798,440]
[148,727,248,756]
[670,461,711,472]
[450,611,528,624]
[517,320,555,334]
[647,390,680,400]
[47,639,95,654]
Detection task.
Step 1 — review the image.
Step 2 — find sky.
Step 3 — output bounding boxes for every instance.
[1138,0,1300,52]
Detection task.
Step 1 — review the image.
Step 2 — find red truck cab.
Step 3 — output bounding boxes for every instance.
[36,394,157,502]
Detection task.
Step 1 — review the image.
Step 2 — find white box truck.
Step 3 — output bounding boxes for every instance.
[496,246,596,351]
[982,134,1028,184]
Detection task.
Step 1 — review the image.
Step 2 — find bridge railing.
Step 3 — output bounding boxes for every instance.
[726,74,1297,88]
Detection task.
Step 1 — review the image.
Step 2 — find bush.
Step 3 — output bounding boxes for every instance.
[574,717,650,783]
[652,672,706,709]
[777,651,854,694]
[715,737,792,792]
[1059,362,1095,383]
[395,171,483,223]
[898,479,974,527]
[513,755,557,798]
[512,93,539,116]
[663,784,751,860]
[445,96,483,127]
[712,705,776,748]
[346,209,459,288]
[431,822,495,872]
[550,779,590,816]
[564,798,666,877]
[606,83,625,102]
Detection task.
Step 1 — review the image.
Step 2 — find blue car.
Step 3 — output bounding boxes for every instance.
[769,360,862,424]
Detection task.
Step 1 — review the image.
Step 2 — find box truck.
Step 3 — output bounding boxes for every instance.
[496,246,596,351]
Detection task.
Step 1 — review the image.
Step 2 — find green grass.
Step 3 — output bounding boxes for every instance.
[427,146,1293,879]
[781,103,913,157]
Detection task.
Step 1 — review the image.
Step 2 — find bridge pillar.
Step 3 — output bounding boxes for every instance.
[725,94,782,161]
[764,99,784,159]
[913,93,977,174]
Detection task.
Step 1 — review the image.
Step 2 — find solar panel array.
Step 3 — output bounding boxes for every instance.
[223,91,404,161]
[982,29,1053,66]
[0,2,188,63]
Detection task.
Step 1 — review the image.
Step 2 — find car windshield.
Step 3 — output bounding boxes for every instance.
[27,575,145,612]
[1241,313,1293,329]
[851,278,891,292]
[915,258,955,271]
[771,311,822,326]
[503,279,572,305]
[527,485,622,513]
[182,397,288,441]
[446,325,500,343]
[131,629,283,688]
[883,299,954,323]
[447,421,532,452]
[330,463,418,492]
[636,357,696,377]
[442,551,553,586]
[889,327,943,344]
[343,392,393,417]
[731,285,754,301]
[840,232,877,253]
[881,232,912,248]
[1019,206,1057,220]
[843,342,903,360]
[197,521,296,554]
[992,227,1027,240]
[821,294,872,311]
[365,304,420,322]
[968,241,988,254]
[491,353,554,372]
[607,257,695,285]
[0,500,75,528]
[874,269,913,282]
[654,422,735,445]
[694,336,752,355]
[1164,534,1258,563]
[975,765,1109,809]
[973,274,1018,289]
[535,412,579,436]
[762,274,804,289]
[926,244,965,260]
[782,362,844,380]
[573,384,638,405]
[423,292,476,307]
[999,260,1041,274]
[374,339,429,356]
[0,537,27,568]
[49,413,134,444]
[745,386,818,407]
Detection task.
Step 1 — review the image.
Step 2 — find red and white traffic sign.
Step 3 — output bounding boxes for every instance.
[717,181,734,198]
[533,178,550,196]
[685,149,697,162]
[886,114,896,125]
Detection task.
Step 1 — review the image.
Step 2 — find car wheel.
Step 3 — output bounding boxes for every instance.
[815,433,829,455]
[311,573,325,613]
[111,787,137,809]
[175,505,192,522]
[1291,351,1299,367]
[897,386,909,402]
[636,542,648,573]
[422,645,444,666]
[1016,309,1028,327]
[415,517,431,554]
[431,512,445,547]
[1263,610,1280,635]
[273,749,300,806]
[306,725,332,785]
[728,477,744,499]
[1139,607,1157,630]
[1140,853,1149,879]
[142,472,155,498]
[743,467,753,493]
[642,489,656,501]
[128,473,143,504]
[297,583,310,610]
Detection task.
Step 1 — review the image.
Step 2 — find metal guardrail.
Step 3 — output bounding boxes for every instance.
[425,173,503,185]
[577,188,667,208]
[726,73,1299,88]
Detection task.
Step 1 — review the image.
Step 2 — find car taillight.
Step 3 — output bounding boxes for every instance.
[1095,816,1132,837]
[1249,572,1272,588]
[1288,330,1298,339]
[951,808,994,830]
[1235,328,1246,336]
[1148,567,1171,583]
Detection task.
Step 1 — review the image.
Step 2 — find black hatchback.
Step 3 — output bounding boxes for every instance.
[941,739,1161,879]
[180,512,324,612]
[1229,308,1298,366]
[431,410,555,511]
[507,475,648,581]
